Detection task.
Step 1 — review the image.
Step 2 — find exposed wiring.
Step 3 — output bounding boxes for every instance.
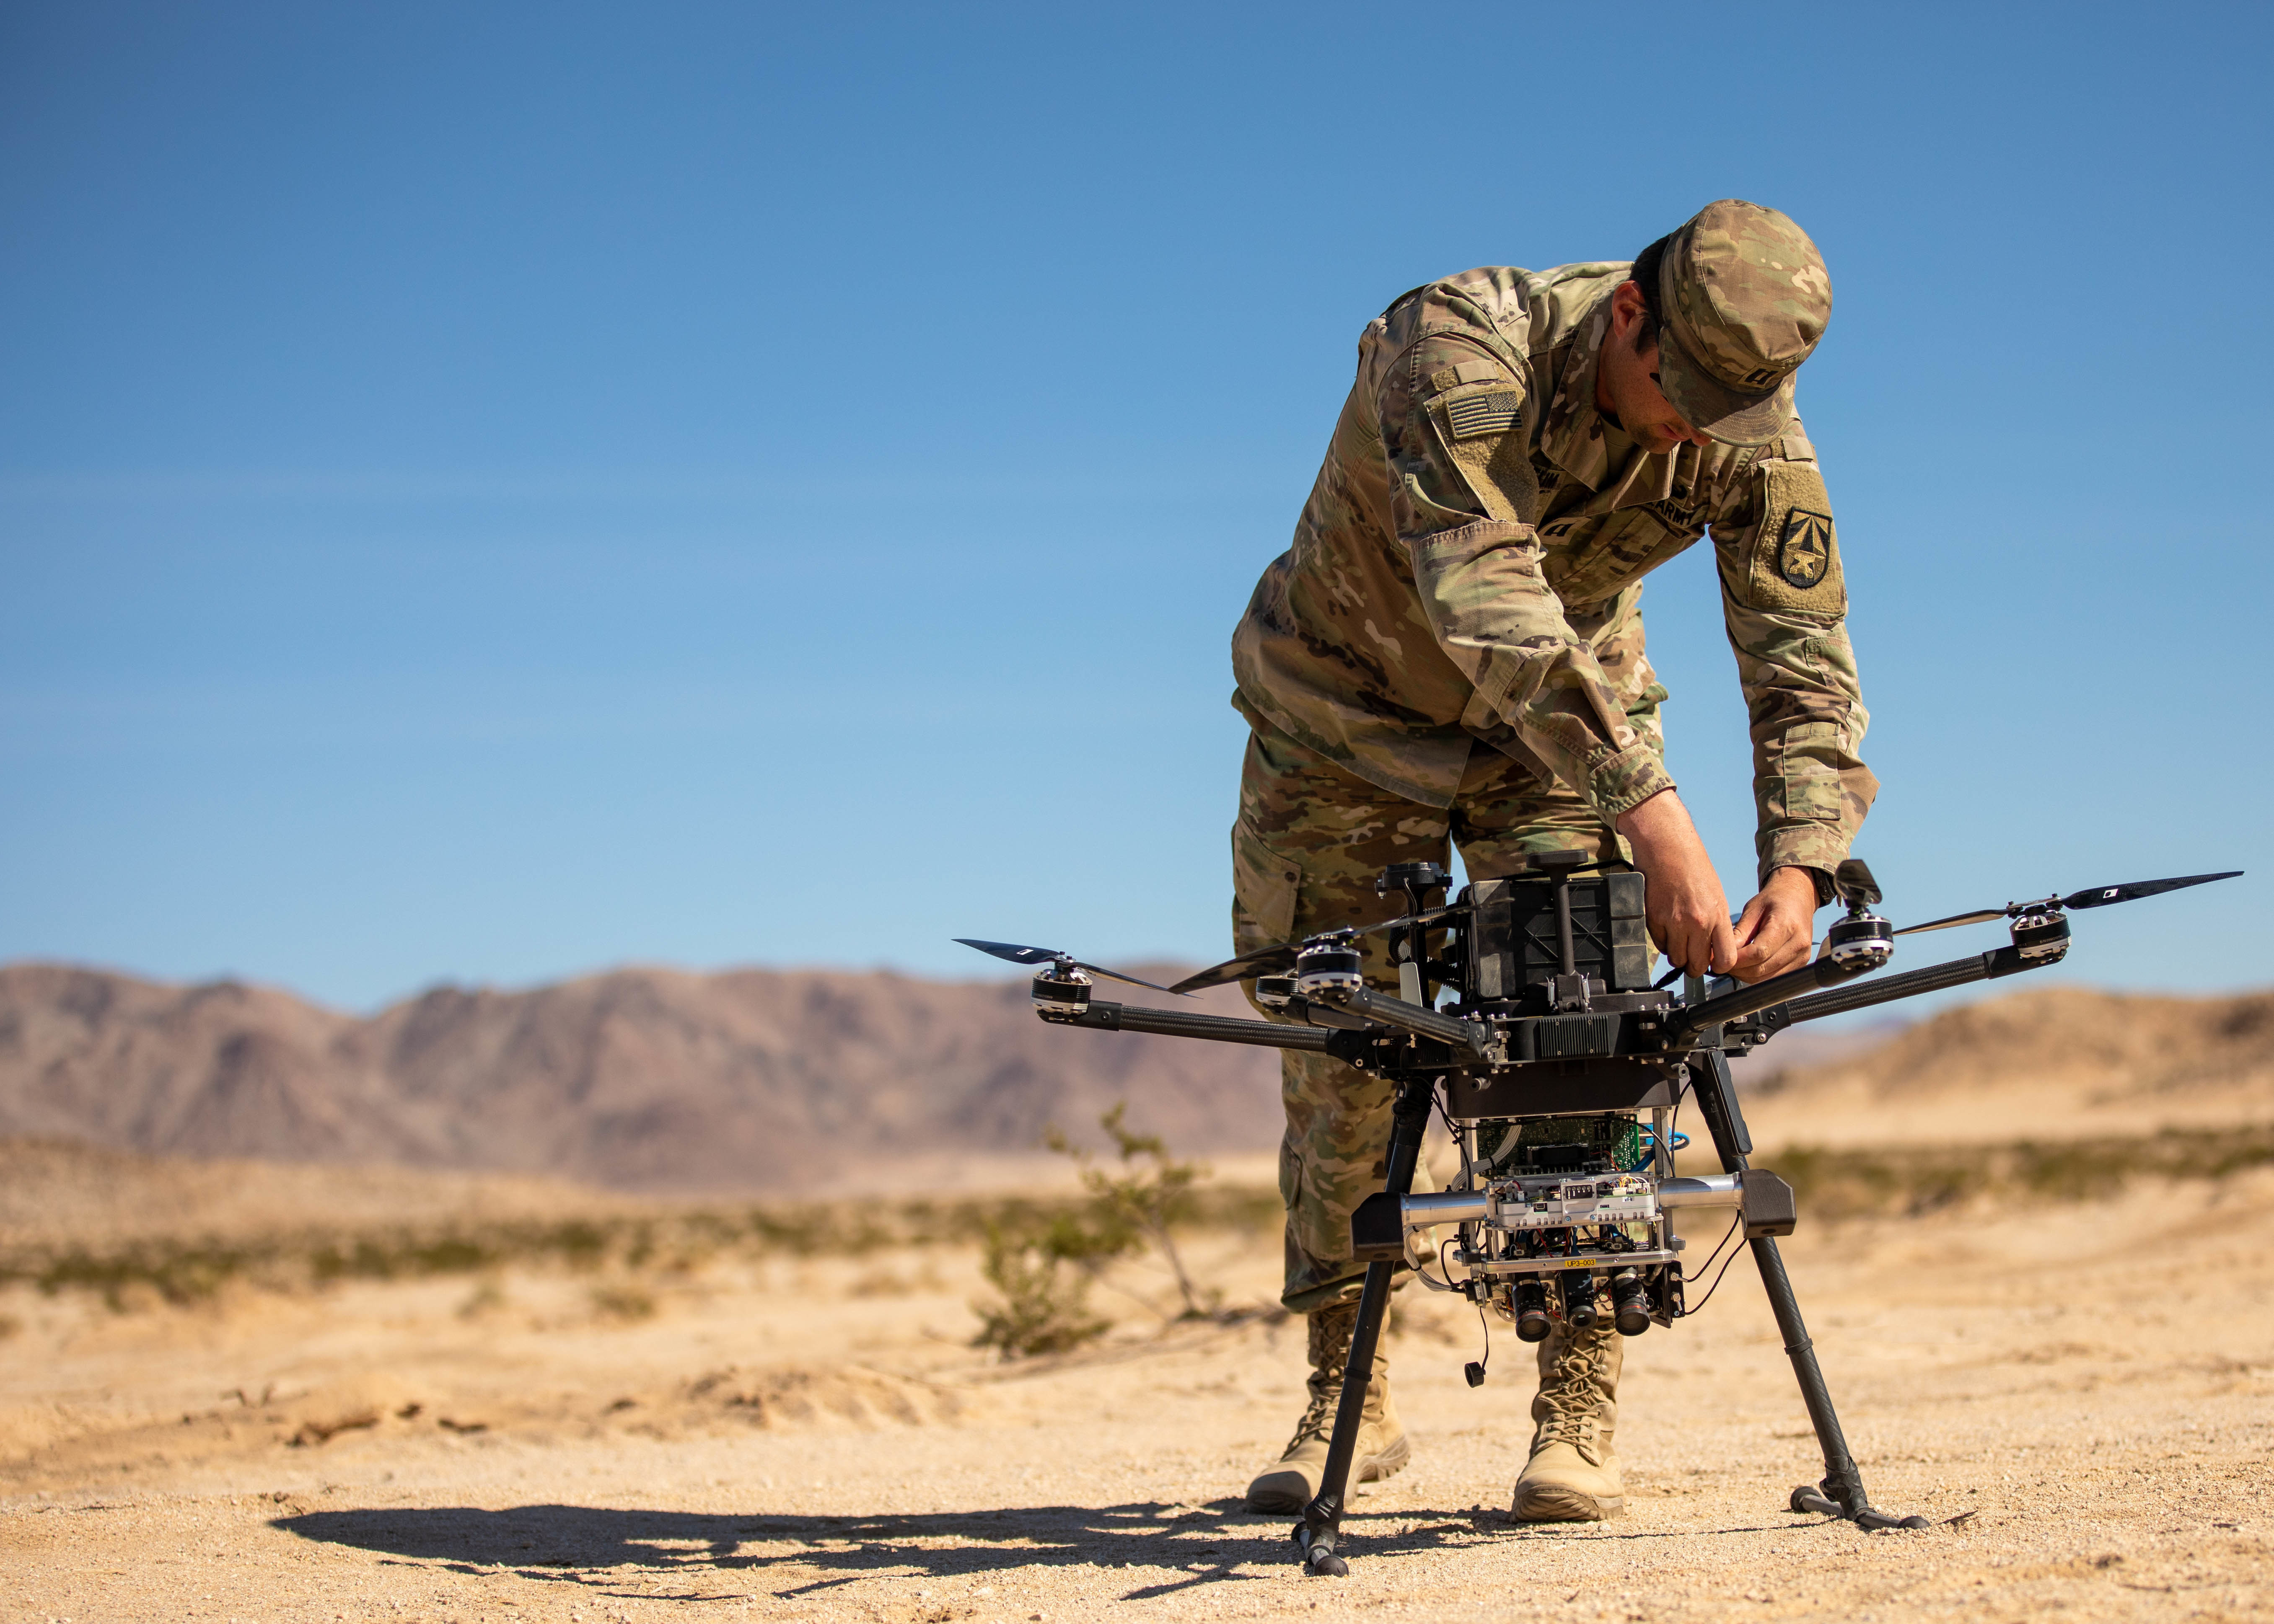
[1681,1237,1748,1316]
[1624,1126,1689,1174]
[1663,1092,1687,1177]
[1412,1236,1461,1293]
[1671,1204,1739,1315]
[1434,1090,1477,1186]
[1675,1216,1746,1316]
[1470,1269,1492,1381]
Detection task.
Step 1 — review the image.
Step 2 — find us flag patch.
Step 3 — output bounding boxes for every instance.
[1444,391,1522,440]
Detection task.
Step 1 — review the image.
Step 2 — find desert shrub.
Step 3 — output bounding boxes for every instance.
[1762,1125,2274,1221]
[38,1243,256,1308]
[588,1282,658,1322]
[969,1217,1114,1359]
[970,1101,1246,1356]
[2206,1136,2274,1179]
[1046,1102,1219,1320]
[2014,1140,2133,1200]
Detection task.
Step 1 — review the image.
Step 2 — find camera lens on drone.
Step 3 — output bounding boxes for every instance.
[1560,1271,1599,1332]
[1513,1278,1550,1342]
[1609,1268,1651,1336]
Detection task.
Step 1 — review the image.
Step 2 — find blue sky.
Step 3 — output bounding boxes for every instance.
[2,1,2267,1013]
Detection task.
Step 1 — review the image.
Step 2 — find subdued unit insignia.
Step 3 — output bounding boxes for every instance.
[1727,460,1844,615]
[1778,510,1834,587]
[1444,391,1522,440]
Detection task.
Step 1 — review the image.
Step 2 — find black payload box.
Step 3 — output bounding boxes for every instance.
[1464,869,1652,1005]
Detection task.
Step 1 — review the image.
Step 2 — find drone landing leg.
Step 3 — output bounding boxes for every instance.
[1294,1074,1435,1577]
[1690,1051,1929,1533]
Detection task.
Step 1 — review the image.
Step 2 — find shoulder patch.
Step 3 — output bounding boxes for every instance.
[1777,509,1833,587]
[1425,387,1538,524]
[1427,359,1507,394]
[1741,461,1845,614]
[1443,390,1523,440]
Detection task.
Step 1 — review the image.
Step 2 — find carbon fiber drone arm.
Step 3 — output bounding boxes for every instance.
[1337,985,1494,1060]
[1776,943,2048,1024]
[1659,951,1880,1048]
[1038,999,1335,1050]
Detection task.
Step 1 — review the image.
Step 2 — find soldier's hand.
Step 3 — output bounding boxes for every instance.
[1614,790,1735,977]
[1727,867,1821,983]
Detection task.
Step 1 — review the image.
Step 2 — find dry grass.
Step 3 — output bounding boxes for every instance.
[14,1127,2274,1312]
[1753,1122,2274,1218]
[0,1184,1288,1310]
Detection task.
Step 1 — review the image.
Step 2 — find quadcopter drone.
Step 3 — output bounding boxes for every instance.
[960,859,2240,1576]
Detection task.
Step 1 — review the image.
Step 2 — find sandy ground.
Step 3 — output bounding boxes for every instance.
[5,1167,2273,1624]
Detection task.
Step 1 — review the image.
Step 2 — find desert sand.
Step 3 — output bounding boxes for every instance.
[5,1141,2272,1624]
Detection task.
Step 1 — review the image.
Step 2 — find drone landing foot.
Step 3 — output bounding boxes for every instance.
[1686,1054,1930,1535]
[1751,1235,1929,1531]
[1291,1254,1394,1577]
[1292,1518,1348,1577]
[1292,1076,1435,1577]
[1790,1482,1930,1531]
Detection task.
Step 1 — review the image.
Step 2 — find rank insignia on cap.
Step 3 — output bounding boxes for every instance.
[1778,510,1834,588]
[1443,391,1522,441]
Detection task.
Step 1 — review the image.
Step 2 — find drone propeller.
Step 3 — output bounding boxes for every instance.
[1894,870,2242,937]
[2059,871,2244,910]
[1168,907,1460,995]
[953,939,1187,996]
[1891,907,2007,937]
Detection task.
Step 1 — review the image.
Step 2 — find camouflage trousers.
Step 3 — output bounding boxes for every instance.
[1235,720,1625,1313]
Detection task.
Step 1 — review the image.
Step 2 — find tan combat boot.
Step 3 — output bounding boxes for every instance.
[1245,1298,1410,1512]
[1511,1311,1625,1521]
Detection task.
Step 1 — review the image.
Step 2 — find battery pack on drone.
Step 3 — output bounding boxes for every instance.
[1467,869,1652,1004]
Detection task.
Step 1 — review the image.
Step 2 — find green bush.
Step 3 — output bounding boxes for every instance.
[969,1217,1113,1358]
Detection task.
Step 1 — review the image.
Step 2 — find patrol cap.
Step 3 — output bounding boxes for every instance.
[1653,199,1831,447]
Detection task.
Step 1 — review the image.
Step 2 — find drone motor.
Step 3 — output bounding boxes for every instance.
[1029,960,1093,1017]
[1293,935,1365,1001]
[1819,858,1897,970]
[2010,903,2072,963]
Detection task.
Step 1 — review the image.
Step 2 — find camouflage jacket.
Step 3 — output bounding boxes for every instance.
[1230,263,1878,886]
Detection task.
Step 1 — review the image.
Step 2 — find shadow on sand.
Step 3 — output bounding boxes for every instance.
[275,1498,1540,1599]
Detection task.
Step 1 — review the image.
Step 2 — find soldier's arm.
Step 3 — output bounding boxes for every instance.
[1380,334,1676,825]
[1707,425,1880,898]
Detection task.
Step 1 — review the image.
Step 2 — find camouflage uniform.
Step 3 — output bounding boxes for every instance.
[1230,202,1877,1312]
[1236,722,1625,1309]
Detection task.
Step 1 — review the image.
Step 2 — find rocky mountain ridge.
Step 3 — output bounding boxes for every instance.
[5,963,2268,1189]
[0,961,1283,1193]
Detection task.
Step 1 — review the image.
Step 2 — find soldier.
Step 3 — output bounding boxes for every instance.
[1230,200,1875,1521]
